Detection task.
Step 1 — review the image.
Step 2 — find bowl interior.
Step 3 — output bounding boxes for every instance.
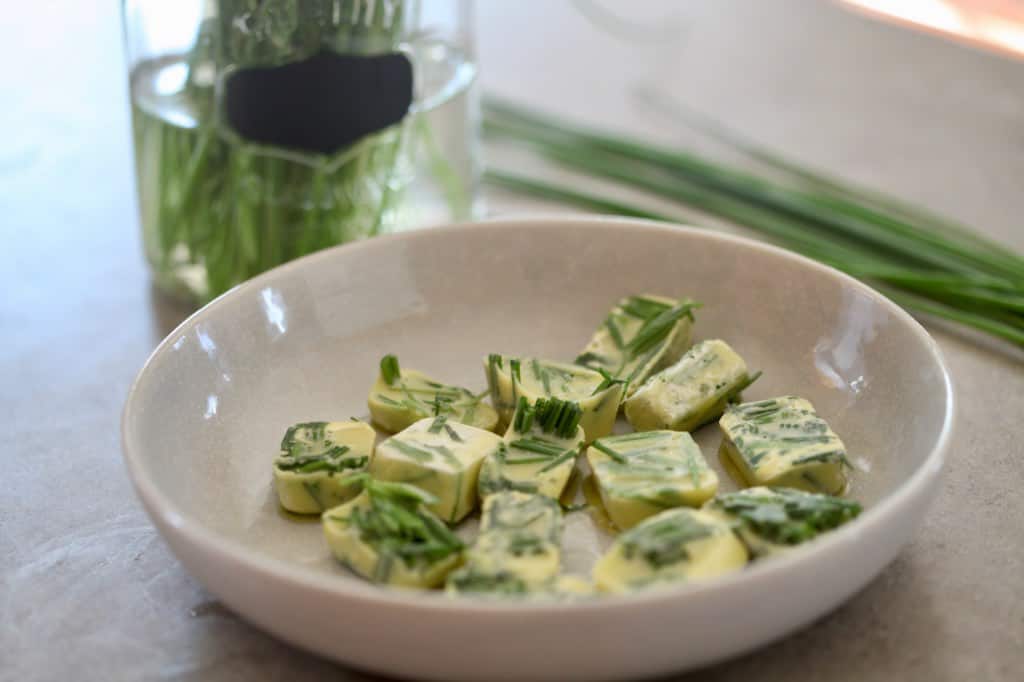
[124,218,949,588]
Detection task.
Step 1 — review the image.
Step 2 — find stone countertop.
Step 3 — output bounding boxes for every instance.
[2,1,1022,680]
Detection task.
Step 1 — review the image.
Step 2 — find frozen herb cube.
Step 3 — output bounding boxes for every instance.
[478,397,585,500]
[718,396,850,495]
[708,486,862,557]
[273,420,374,513]
[593,508,748,593]
[624,339,759,432]
[368,354,498,434]
[322,478,463,588]
[587,430,718,530]
[369,415,501,523]
[446,491,563,596]
[575,294,697,397]
[484,354,624,441]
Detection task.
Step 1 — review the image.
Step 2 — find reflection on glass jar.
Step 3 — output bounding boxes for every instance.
[124,0,481,304]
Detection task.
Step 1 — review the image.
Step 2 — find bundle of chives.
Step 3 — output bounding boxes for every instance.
[134,0,409,304]
[483,98,1024,349]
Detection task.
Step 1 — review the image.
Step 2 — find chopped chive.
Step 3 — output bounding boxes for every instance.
[508,438,568,457]
[388,440,437,462]
[502,455,557,465]
[625,301,699,359]
[537,447,578,473]
[603,431,662,442]
[531,397,583,439]
[604,315,625,349]
[621,296,673,319]
[380,354,401,386]
[512,396,535,434]
[618,511,712,568]
[592,367,626,395]
[591,439,628,464]
[374,361,485,425]
[347,478,462,569]
[575,351,608,367]
[295,456,363,474]
[487,354,504,408]
[428,415,447,433]
[510,358,522,383]
[443,423,463,442]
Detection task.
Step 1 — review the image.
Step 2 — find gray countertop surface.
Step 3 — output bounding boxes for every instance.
[2,1,1022,680]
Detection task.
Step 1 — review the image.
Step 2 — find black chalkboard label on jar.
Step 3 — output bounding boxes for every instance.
[223,51,414,156]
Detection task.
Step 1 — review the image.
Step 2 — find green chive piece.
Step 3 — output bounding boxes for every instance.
[591,439,628,464]
[381,355,401,386]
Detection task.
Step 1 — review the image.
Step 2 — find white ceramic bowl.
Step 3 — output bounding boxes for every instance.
[122,217,953,681]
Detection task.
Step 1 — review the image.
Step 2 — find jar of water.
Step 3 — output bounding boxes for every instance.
[123,0,481,304]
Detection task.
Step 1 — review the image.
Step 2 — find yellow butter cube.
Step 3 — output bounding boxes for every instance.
[273,420,374,514]
[593,508,748,593]
[322,479,464,588]
[706,486,862,557]
[718,396,849,495]
[625,339,758,432]
[446,491,563,596]
[587,430,718,530]
[576,294,696,397]
[478,397,585,500]
[484,354,623,441]
[368,354,497,433]
[369,415,501,523]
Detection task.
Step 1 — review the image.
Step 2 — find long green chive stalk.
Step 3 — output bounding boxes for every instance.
[483,99,1024,349]
[633,86,1018,262]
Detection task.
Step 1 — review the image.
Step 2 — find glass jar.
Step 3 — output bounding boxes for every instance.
[123,0,481,304]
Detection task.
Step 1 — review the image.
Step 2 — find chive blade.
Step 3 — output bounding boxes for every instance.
[381,354,401,385]
[591,439,628,464]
